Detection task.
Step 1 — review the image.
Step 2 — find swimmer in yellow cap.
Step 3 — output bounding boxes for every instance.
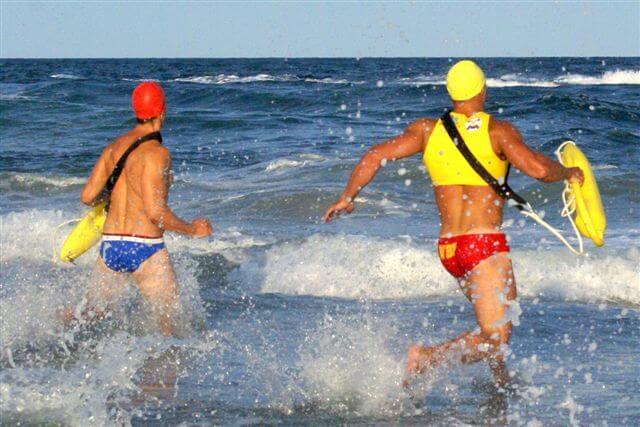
[324,60,584,388]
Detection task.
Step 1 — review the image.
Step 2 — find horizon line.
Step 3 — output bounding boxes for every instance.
[1,55,638,60]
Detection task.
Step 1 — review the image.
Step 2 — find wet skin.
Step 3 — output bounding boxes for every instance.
[324,88,584,387]
[62,115,212,336]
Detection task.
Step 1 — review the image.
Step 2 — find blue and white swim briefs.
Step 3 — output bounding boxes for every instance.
[99,234,165,273]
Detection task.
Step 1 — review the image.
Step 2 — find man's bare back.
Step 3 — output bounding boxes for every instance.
[96,130,167,237]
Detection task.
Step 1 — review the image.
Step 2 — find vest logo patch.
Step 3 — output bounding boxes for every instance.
[465,117,482,131]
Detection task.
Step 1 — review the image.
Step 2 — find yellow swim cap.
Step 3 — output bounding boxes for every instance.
[446,60,485,101]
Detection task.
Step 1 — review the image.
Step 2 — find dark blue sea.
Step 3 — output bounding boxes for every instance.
[1,58,639,425]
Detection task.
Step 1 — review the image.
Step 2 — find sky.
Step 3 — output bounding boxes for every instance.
[1,1,638,58]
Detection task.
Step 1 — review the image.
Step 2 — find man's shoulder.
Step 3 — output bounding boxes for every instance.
[106,132,168,165]
[105,132,135,154]
[139,142,169,163]
[488,118,520,138]
[489,117,518,130]
[407,117,437,134]
[412,117,437,127]
[121,131,168,155]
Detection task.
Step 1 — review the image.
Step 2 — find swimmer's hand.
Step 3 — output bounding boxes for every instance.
[323,198,354,222]
[566,167,584,186]
[191,218,213,238]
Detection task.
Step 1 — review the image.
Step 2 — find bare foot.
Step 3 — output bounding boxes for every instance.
[405,344,439,375]
[406,344,423,375]
[404,345,436,388]
[56,307,77,330]
[56,305,107,331]
[159,314,174,337]
[489,358,510,389]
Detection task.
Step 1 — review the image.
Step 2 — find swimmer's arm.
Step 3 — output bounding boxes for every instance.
[323,119,434,222]
[141,147,197,235]
[81,148,110,206]
[340,119,433,200]
[492,121,583,184]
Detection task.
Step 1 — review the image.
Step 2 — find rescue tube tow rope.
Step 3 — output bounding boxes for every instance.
[440,111,587,256]
[515,141,584,256]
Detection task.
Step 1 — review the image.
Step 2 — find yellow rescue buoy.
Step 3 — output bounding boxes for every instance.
[558,142,606,246]
[59,202,107,262]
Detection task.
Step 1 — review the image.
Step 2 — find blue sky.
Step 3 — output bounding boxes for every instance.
[1,1,638,58]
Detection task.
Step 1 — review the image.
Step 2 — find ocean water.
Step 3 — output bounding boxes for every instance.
[1,58,639,425]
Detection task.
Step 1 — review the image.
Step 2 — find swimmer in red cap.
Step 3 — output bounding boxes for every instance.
[61,82,212,336]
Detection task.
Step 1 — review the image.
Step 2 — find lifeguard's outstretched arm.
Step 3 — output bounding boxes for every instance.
[491,120,583,184]
[323,119,434,222]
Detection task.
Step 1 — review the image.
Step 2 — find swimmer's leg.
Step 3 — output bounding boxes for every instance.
[132,248,178,336]
[460,252,516,386]
[406,252,516,387]
[58,257,129,327]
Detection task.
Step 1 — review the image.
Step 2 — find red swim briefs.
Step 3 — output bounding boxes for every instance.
[437,233,510,279]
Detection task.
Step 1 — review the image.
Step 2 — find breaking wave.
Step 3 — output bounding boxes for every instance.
[50,73,82,80]
[397,69,640,87]
[555,69,640,85]
[172,74,360,85]
[0,172,85,193]
[125,69,640,88]
[173,73,298,85]
[264,154,326,172]
[233,234,640,305]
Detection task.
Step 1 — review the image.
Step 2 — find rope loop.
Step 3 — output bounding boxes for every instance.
[516,141,584,256]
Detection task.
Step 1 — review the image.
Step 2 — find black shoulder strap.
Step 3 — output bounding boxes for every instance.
[440,111,529,211]
[104,131,162,195]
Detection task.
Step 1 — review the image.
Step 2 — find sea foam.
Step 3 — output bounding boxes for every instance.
[555,69,640,85]
[397,69,640,87]
[233,233,640,305]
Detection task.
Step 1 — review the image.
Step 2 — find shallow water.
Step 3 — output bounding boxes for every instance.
[1,58,639,425]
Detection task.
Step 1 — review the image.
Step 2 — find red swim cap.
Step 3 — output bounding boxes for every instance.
[132,82,165,120]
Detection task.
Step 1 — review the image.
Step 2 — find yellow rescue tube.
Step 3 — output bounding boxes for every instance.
[59,202,107,262]
[559,142,606,246]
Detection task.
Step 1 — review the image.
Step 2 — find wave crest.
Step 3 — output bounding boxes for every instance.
[264,154,326,172]
[173,74,298,85]
[555,69,640,85]
[0,172,85,192]
[399,74,559,88]
[50,73,82,80]
[233,234,640,304]
[397,69,640,87]
[130,69,640,87]
[172,74,358,85]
